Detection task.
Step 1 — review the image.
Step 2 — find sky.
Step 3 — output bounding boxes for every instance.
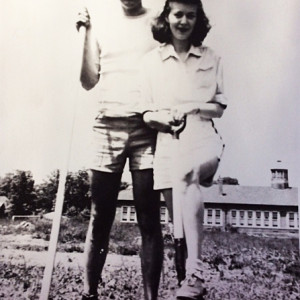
[0,0,299,187]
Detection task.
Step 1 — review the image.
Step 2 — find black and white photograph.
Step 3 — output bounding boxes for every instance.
[0,0,299,299]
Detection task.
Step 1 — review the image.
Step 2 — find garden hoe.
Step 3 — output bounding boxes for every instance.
[171,116,187,285]
[39,25,87,300]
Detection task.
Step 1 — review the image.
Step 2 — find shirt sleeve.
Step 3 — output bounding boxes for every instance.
[213,57,228,108]
[82,3,102,74]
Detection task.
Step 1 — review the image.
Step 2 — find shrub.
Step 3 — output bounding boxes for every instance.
[225,223,239,233]
[110,222,140,242]
[109,223,141,255]
[58,216,88,244]
[285,261,300,278]
[31,219,51,240]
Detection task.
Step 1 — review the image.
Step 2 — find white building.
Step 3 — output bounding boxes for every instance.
[117,169,298,237]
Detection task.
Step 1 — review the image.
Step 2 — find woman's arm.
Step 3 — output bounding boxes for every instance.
[173,56,227,119]
[197,101,225,118]
[173,100,225,119]
[77,8,100,90]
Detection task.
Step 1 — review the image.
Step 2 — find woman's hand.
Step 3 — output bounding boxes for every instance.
[170,109,186,126]
[76,7,91,31]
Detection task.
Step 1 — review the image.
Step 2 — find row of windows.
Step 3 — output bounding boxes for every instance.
[121,207,223,226]
[205,209,299,229]
[271,171,287,179]
[229,210,299,228]
[121,206,169,224]
[230,210,280,228]
[204,209,222,226]
[121,206,137,223]
[120,206,299,229]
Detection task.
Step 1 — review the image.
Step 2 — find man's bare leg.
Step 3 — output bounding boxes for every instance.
[132,169,163,300]
[83,170,122,296]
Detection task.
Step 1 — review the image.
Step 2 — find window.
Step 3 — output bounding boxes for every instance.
[288,212,295,228]
[207,209,213,225]
[264,211,270,227]
[272,212,279,227]
[231,210,237,226]
[215,210,221,225]
[160,207,169,224]
[240,211,245,226]
[129,206,136,222]
[121,206,128,222]
[256,211,261,226]
[247,211,253,226]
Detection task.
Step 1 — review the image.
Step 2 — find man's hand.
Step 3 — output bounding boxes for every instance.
[76,7,90,31]
[143,110,186,134]
[143,111,174,133]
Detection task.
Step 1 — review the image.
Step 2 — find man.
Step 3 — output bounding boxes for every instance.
[76,1,163,299]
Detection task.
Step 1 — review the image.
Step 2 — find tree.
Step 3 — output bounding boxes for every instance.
[222,177,239,185]
[213,176,239,185]
[34,169,91,216]
[35,169,91,215]
[0,172,14,196]
[0,171,36,216]
[63,169,91,215]
[35,170,59,213]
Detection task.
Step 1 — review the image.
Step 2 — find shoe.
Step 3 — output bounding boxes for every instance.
[82,293,98,300]
[176,273,207,300]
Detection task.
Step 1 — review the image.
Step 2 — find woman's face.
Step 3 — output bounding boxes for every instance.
[167,2,198,43]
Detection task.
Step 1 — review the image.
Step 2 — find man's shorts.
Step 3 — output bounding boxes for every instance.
[89,114,156,173]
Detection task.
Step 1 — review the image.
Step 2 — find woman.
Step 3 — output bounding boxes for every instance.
[140,0,227,299]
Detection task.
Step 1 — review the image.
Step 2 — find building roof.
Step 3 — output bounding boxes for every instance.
[118,185,298,207]
[202,185,298,206]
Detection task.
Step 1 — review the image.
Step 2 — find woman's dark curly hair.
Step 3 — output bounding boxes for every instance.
[152,0,211,46]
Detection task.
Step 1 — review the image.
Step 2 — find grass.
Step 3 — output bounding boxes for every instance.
[0,218,300,299]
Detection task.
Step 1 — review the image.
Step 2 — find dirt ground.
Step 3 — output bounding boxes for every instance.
[0,233,139,269]
[1,232,300,300]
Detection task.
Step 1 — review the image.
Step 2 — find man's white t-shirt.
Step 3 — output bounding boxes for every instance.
[88,3,158,116]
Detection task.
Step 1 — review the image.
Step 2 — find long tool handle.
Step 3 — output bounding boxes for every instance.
[172,116,187,239]
[172,137,184,239]
[39,26,86,300]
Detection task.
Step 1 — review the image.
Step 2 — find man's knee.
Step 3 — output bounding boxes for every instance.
[131,169,162,234]
[90,170,121,190]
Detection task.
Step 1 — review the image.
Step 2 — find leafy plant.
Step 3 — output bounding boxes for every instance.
[1,229,300,299]
[0,171,36,216]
